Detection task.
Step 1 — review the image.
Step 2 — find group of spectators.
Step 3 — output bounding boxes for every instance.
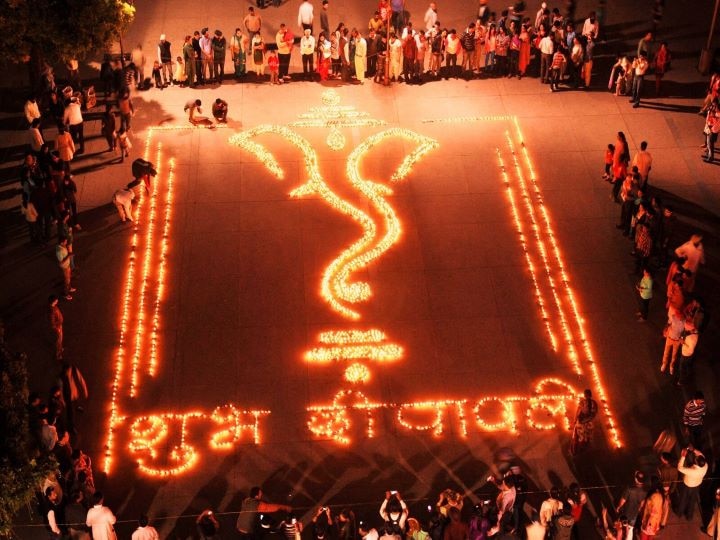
[105,0,663,93]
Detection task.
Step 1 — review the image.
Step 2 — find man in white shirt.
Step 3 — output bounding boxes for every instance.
[539,487,563,526]
[86,492,118,540]
[132,515,160,540]
[300,29,315,80]
[24,96,41,127]
[677,447,708,520]
[539,31,554,83]
[63,97,85,154]
[582,11,599,39]
[423,3,437,31]
[298,0,314,34]
[630,51,649,107]
[632,140,653,188]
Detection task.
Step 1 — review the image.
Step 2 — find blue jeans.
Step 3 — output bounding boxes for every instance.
[632,75,644,103]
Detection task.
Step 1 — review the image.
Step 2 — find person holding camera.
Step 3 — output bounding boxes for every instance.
[677,446,708,520]
[197,509,219,539]
[379,491,408,539]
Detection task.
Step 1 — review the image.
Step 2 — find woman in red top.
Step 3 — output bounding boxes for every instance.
[611,131,629,201]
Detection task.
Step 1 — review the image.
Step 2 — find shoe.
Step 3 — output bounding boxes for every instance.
[635,311,642,316]
[637,317,646,322]
[69,287,77,292]
[64,294,73,301]
[74,224,82,231]
[633,103,640,108]
[669,366,674,375]
[629,98,635,102]
[660,364,667,373]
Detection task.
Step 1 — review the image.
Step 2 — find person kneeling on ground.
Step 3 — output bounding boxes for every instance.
[184,99,204,124]
[212,98,228,123]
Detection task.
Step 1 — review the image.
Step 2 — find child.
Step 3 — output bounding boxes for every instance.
[602,143,615,181]
[116,127,132,162]
[267,49,279,84]
[174,56,187,87]
[152,60,164,89]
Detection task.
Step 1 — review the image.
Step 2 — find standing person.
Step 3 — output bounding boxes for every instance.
[112,187,135,222]
[632,141,653,190]
[390,0,404,34]
[674,234,705,291]
[549,45,565,91]
[298,0,314,34]
[131,44,146,84]
[615,471,647,536]
[661,306,684,374]
[639,485,663,539]
[230,29,245,80]
[682,391,706,449]
[424,2,438,31]
[236,487,292,538]
[86,492,117,540]
[538,29,554,83]
[539,487,563,527]
[29,118,44,154]
[56,237,75,300]
[197,509,220,539]
[49,295,64,360]
[583,35,594,87]
[301,29,316,80]
[704,99,720,163]
[192,31,204,85]
[276,24,294,82]
[445,29,461,79]
[131,515,159,540]
[157,34,173,86]
[676,446,708,520]
[656,453,677,529]
[116,127,132,162]
[320,0,330,38]
[44,486,63,539]
[635,267,653,321]
[212,30,227,84]
[652,42,670,95]
[570,389,598,455]
[60,174,79,229]
[101,105,116,152]
[118,89,134,131]
[65,490,91,540]
[518,23,530,78]
[612,131,630,202]
[268,48,280,84]
[63,96,84,155]
[250,33,266,77]
[200,29,214,83]
[461,24,477,75]
[630,51,649,108]
[244,7,262,38]
[183,35,197,85]
[24,96,41,128]
[581,11,599,39]
[676,321,699,386]
[707,488,720,539]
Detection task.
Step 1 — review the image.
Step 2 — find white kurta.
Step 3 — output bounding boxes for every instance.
[354,37,367,81]
[86,505,118,540]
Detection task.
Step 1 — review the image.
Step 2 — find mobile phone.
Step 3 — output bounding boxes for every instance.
[322,507,327,512]
[208,511,213,515]
[390,490,397,495]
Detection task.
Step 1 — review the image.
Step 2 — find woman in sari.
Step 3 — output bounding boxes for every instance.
[570,389,598,455]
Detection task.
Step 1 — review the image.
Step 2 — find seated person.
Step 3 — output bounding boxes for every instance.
[212,98,228,123]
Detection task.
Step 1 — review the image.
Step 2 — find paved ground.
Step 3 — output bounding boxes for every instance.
[1,1,720,539]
